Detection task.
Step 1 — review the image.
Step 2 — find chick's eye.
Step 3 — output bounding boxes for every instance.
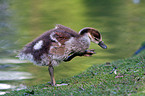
[94,38,99,41]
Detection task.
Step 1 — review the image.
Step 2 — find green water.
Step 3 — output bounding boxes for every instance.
[0,0,145,95]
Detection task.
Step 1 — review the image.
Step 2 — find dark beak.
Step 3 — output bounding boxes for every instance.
[98,41,107,49]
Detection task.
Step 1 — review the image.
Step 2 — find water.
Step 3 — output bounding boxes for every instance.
[1,0,145,95]
[0,59,32,95]
[133,0,140,4]
[0,0,32,94]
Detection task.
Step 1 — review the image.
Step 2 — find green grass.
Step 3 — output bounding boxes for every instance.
[4,50,145,96]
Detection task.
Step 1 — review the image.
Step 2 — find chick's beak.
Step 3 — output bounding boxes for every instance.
[98,41,107,49]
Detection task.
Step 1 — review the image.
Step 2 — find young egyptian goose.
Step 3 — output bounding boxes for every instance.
[18,24,107,86]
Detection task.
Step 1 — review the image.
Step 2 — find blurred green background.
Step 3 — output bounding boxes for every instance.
[0,0,145,94]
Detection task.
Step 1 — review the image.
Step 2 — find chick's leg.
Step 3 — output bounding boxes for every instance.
[48,65,56,86]
[64,49,96,62]
[83,49,96,56]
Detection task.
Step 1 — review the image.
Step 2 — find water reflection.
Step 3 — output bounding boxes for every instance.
[0,84,13,95]
[0,91,6,95]
[133,0,140,4]
[0,71,32,80]
[0,83,27,95]
[0,63,32,95]
[0,84,12,90]
[0,59,28,64]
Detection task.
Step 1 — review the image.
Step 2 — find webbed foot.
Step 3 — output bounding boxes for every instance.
[56,83,68,86]
[47,82,68,86]
[83,49,96,56]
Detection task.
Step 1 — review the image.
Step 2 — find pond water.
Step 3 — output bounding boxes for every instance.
[0,59,32,95]
[1,0,145,95]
